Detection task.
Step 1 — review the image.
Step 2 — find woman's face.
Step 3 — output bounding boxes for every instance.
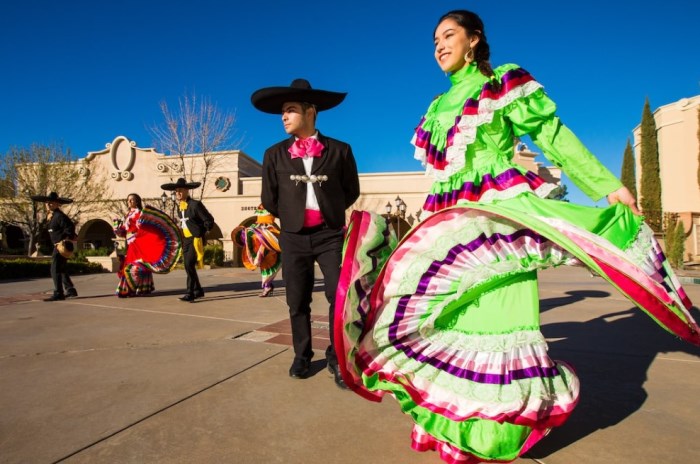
[127,195,138,209]
[434,18,479,74]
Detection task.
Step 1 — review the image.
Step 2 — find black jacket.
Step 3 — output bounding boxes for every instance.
[178,198,214,238]
[47,208,76,244]
[261,132,360,233]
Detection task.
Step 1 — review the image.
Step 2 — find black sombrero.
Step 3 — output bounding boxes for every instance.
[30,191,73,204]
[160,178,202,191]
[251,78,347,114]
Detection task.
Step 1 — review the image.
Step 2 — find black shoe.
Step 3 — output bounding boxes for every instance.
[328,363,349,390]
[44,294,65,302]
[194,290,205,299]
[66,289,78,299]
[179,294,195,302]
[289,359,310,379]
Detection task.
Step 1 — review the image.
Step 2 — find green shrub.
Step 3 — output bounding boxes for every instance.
[0,258,105,280]
[671,221,686,269]
[664,215,686,269]
[203,244,224,267]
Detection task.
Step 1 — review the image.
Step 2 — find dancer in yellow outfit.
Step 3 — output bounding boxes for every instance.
[161,178,214,302]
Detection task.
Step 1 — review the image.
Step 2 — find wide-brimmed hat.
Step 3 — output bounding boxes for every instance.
[30,191,73,204]
[251,78,347,114]
[56,239,75,259]
[160,178,201,191]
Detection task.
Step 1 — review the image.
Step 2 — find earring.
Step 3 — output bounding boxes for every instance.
[464,48,475,63]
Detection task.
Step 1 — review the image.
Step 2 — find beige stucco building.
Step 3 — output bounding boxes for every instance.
[1,135,560,266]
[632,95,700,261]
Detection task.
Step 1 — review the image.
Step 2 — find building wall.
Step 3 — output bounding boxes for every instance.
[633,96,700,213]
[633,95,700,260]
[52,135,561,264]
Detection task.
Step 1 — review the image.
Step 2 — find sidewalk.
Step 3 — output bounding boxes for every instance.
[0,266,699,463]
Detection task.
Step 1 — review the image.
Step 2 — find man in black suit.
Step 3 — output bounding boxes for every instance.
[160,178,215,302]
[31,192,79,301]
[252,79,360,388]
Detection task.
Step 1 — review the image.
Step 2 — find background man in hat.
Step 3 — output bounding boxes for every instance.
[252,78,360,388]
[160,178,214,302]
[31,192,78,301]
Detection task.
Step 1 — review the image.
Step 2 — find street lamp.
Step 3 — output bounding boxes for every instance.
[160,192,168,210]
[385,196,407,239]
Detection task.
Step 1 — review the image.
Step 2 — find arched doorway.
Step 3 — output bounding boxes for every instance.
[0,224,26,254]
[206,223,224,246]
[78,219,115,253]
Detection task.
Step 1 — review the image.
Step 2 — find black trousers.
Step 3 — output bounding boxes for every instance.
[279,226,344,366]
[182,237,202,295]
[51,247,74,296]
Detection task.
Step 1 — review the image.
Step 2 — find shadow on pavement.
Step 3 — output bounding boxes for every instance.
[540,290,611,311]
[528,292,700,459]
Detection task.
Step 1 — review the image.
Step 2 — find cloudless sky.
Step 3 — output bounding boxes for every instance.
[1,0,699,206]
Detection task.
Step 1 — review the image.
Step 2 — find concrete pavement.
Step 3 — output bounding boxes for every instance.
[1,266,699,463]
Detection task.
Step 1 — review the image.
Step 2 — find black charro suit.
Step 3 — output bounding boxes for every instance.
[47,208,77,298]
[261,133,359,232]
[261,132,360,367]
[178,197,214,297]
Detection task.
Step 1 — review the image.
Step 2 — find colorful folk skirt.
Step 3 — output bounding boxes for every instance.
[116,206,182,297]
[335,195,699,463]
[232,223,281,288]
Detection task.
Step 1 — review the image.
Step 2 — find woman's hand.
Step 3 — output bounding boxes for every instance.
[607,187,641,215]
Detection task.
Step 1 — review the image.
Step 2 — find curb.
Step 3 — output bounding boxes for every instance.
[678,276,700,285]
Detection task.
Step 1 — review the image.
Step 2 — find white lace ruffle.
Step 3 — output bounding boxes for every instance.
[414,79,543,182]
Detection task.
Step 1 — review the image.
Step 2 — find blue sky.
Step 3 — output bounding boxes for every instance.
[1,0,698,206]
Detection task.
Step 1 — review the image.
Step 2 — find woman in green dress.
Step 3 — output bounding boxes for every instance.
[335,9,700,464]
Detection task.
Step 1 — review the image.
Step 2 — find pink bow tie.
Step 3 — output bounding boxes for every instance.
[289,138,324,159]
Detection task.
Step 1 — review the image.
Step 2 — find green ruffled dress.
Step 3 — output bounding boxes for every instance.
[335,62,699,463]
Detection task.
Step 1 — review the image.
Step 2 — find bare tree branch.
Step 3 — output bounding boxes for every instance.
[0,143,112,255]
[147,91,243,200]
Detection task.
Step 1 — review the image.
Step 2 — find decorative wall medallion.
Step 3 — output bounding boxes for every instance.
[215,176,231,192]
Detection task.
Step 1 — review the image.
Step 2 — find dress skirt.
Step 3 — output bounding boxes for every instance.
[335,195,699,463]
[117,206,182,297]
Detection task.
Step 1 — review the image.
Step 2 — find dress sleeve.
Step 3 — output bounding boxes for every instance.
[505,87,622,202]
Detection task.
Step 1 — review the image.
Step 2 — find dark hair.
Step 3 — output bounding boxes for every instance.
[127,193,143,209]
[300,101,318,123]
[435,10,497,85]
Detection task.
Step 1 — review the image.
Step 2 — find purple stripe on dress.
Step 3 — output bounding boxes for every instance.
[387,228,557,383]
[352,220,395,330]
[413,68,538,172]
[399,339,559,383]
[483,68,533,95]
[253,229,277,251]
[423,169,544,211]
[352,278,368,330]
